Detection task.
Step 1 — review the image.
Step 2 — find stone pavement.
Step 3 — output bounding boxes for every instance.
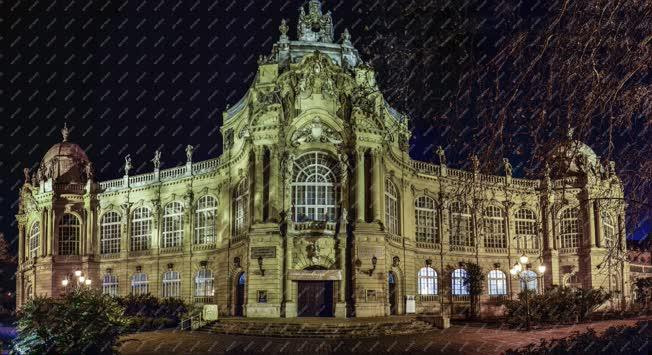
[118,316,649,354]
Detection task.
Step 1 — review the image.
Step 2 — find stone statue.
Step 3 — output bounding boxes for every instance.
[61,123,70,142]
[152,150,161,170]
[84,162,94,180]
[23,168,30,184]
[31,173,38,186]
[279,19,288,37]
[436,146,446,165]
[124,154,132,175]
[341,28,351,45]
[608,161,616,177]
[339,153,349,186]
[340,207,348,225]
[185,145,194,163]
[503,158,512,177]
[38,164,46,181]
[470,154,480,173]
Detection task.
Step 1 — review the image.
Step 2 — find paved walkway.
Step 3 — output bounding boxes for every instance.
[118,316,649,354]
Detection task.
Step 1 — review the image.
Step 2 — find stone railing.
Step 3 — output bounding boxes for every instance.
[451,295,471,302]
[98,179,122,190]
[192,243,216,252]
[480,175,505,184]
[193,296,214,305]
[484,247,508,254]
[447,168,474,180]
[559,247,579,255]
[99,253,121,260]
[129,173,155,186]
[160,166,187,181]
[53,183,86,195]
[160,246,184,254]
[512,178,540,189]
[412,161,440,176]
[416,241,441,250]
[129,249,152,257]
[449,245,476,253]
[417,294,439,302]
[385,233,403,244]
[293,221,336,233]
[231,234,248,245]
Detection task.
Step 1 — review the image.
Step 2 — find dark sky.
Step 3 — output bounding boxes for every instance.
[1,0,649,257]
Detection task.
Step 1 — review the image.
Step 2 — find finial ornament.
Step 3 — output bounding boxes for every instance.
[470,154,480,173]
[185,145,194,163]
[61,123,70,142]
[503,158,512,177]
[279,19,288,38]
[436,146,446,165]
[124,154,132,176]
[152,150,161,170]
[341,28,352,45]
[297,0,333,43]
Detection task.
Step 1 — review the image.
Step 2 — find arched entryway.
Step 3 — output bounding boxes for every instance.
[234,272,246,316]
[388,272,398,315]
[297,266,334,317]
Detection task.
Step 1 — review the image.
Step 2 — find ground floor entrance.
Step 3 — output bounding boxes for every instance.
[297,280,334,317]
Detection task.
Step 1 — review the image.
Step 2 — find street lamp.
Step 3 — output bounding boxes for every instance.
[510,254,546,331]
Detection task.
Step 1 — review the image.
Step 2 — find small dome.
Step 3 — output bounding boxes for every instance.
[549,129,599,177]
[39,125,91,184]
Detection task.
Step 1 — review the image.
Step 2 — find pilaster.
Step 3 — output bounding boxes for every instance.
[355,149,365,222]
[253,146,265,224]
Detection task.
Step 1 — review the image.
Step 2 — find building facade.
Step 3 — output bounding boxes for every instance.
[16,1,629,318]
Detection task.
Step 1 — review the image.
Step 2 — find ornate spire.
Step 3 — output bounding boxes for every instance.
[61,122,70,142]
[297,0,334,43]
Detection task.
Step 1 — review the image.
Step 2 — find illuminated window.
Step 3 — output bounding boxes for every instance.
[29,222,40,259]
[102,274,119,297]
[415,196,438,243]
[195,196,217,245]
[131,207,152,251]
[602,213,616,248]
[515,209,538,250]
[195,269,214,297]
[451,269,469,295]
[483,206,506,249]
[560,208,580,249]
[450,202,473,247]
[385,179,400,235]
[487,270,507,295]
[233,178,249,236]
[162,270,181,298]
[162,202,184,248]
[418,266,437,295]
[131,272,149,295]
[100,212,121,254]
[292,152,339,222]
[58,213,81,256]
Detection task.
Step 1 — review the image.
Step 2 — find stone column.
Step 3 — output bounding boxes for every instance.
[120,203,131,257]
[48,209,56,255]
[269,146,280,222]
[253,146,264,224]
[586,199,596,248]
[217,183,230,247]
[40,208,47,257]
[17,220,25,262]
[355,149,365,223]
[151,200,161,250]
[284,235,296,317]
[593,200,602,248]
[371,149,382,223]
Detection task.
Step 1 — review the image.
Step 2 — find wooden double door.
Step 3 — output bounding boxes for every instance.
[297,281,334,317]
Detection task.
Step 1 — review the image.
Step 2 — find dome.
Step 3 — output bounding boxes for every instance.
[39,125,91,184]
[549,129,599,177]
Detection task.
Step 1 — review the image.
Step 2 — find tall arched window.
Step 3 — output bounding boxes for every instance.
[520,270,538,292]
[452,269,469,295]
[385,179,400,235]
[131,207,152,251]
[483,205,506,249]
[415,196,438,243]
[162,202,184,248]
[100,212,121,254]
[487,270,507,295]
[102,273,119,297]
[195,196,217,245]
[450,202,473,247]
[131,272,149,295]
[162,270,181,298]
[291,152,339,222]
[515,209,538,250]
[29,222,40,259]
[602,212,616,248]
[418,266,438,295]
[59,213,81,256]
[195,269,214,297]
[233,178,249,236]
[560,208,580,249]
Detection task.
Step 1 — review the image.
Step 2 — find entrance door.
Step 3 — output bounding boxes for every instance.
[235,272,245,316]
[297,281,333,317]
[388,272,398,315]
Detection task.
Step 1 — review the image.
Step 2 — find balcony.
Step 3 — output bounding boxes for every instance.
[292,221,336,234]
[385,233,403,245]
[194,296,215,305]
[192,244,216,252]
[559,247,579,255]
[129,249,152,257]
[417,294,439,302]
[484,247,508,254]
[99,253,121,260]
[416,241,441,250]
[160,246,183,254]
[449,245,476,253]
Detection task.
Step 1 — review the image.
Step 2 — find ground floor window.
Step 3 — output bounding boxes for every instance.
[163,270,181,298]
[131,272,148,295]
[102,274,119,297]
[417,266,437,295]
[451,269,469,295]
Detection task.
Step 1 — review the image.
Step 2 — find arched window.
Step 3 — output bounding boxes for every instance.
[450,202,473,247]
[58,213,81,256]
[418,266,438,295]
[195,196,217,245]
[487,270,507,295]
[385,179,400,235]
[131,207,152,251]
[162,270,181,298]
[483,206,506,249]
[515,209,538,250]
[102,274,119,297]
[602,212,616,248]
[195,269,214,297]
[25,283,33,300]
[162,202,184,248]
[560,208,580,249]
[233,178,249,236]
[451,269,469,295]
[131,272,149,295]
[520,270,538,292]
[415,197,438,243]
[29,222,40,259]
[291,152,339,222]
[100,212,121,255]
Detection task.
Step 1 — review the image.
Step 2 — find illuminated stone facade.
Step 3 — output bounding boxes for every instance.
[16,1,629,318]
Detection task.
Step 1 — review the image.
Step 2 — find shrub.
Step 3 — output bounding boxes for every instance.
[116,294,187,331]
[503,286,610,328]
[10,288,128,355]
[506,320,651,354]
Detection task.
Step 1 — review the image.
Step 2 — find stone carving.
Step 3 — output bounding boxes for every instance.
[84,162,94,181]
[152,150,161,170]
[393,256,400,267]
[338,153,349,187]
[23,168,30,184]
[223,129,234,149]
[608,161,616,177]
[38,164,46,182]
[340,207,348,225]
[341,28,352,45]
[279,19,288,38]
[436,146,446,165]
[297,0,333,43]
[185,145,194,163]
[124,155,132,175]
[61,123,70,142]
[470,154,480,173]
[291,117,343,146]
[503,158,512,177]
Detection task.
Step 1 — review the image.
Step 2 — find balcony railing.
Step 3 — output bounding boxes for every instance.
[416,241,441,250]
[451,295,470,302]
[100,253,121,260]
[449,245,476,253]
[194,296,215,304]
[559,247,579,255]
[417,294,439,302]
[192,244,216,252]
[385,233,403,244]
[129,249,152,257]
[293,221,336,232]
[160,246,183,254]
[484,247,508,254]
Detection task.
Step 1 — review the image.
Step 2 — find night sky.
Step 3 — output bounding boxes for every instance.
[1,0,649,260]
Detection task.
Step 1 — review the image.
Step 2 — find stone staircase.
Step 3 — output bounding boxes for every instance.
[200,317,436,338]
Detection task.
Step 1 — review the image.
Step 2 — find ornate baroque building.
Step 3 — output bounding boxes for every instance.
[16,1,629,318]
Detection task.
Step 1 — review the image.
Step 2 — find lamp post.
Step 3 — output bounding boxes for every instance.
[61,269,92,292]
[510,254,546,331]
